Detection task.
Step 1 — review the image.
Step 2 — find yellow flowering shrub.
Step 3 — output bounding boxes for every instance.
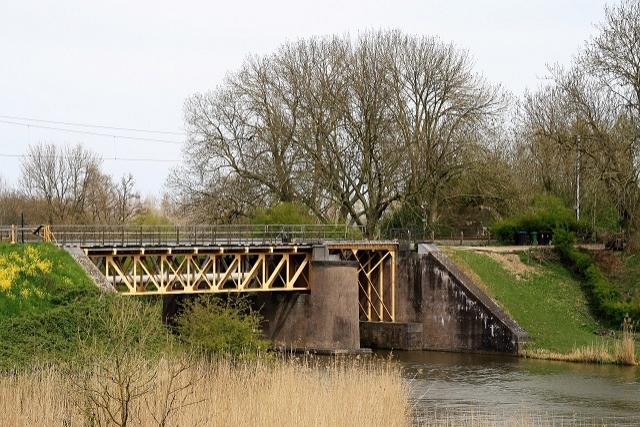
[0,245,52,291]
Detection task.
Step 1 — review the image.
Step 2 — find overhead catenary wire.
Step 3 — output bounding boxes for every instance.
[0,153,181,163]
[0,119,185,145]
[0,114,186,136]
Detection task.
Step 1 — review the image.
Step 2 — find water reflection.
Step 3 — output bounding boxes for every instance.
[387,350,640,424]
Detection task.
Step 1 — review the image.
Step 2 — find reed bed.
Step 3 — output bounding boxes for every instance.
[521,321,637,366]
[0,357,410,427]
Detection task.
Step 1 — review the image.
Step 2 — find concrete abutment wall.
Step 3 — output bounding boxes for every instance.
[391,245,527,353]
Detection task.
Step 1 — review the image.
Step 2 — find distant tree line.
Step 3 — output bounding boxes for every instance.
[0,144,143,225]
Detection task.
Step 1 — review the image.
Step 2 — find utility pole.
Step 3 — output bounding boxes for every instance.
[576,135,581,222]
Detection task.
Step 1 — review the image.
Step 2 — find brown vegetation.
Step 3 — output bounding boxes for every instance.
[0,357,410,427]
[484,252,538,279]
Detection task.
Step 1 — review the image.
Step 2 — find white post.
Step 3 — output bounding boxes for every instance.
[576,135,581,222]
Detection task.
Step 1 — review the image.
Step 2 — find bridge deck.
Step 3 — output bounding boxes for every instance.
[2,224,398,322]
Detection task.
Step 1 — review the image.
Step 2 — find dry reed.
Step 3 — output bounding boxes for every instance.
[521,321,637,366]
[0,356,410,427]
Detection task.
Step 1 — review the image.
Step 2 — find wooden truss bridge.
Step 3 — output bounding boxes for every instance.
[2,224,397,322]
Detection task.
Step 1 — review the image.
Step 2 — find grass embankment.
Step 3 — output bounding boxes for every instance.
[446,248,637,365]
[0,243,117,368]
[0,243,94,316]
[0,243,261,369]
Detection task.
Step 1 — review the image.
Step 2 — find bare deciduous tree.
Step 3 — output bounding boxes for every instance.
[16,144,144,225]
[178,30,502,236]
[115,173,141,223]
[390,32,505,226]
[21,144,101,223]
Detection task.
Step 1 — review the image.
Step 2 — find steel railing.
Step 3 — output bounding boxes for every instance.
[43,224,366,247]
[0,225,49,244]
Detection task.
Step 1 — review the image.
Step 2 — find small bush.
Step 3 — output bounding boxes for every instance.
[176,296,269,358]
[129,211,173,226]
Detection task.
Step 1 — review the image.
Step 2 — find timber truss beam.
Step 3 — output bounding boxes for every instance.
[328,243,397,322]
[86,246,311,295]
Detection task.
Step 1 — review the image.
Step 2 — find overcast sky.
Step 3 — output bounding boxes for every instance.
[0,0,611,198]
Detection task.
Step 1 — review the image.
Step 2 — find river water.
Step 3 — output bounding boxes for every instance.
[391,351,640,425]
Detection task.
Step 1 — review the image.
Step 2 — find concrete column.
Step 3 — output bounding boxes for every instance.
[256,259,360,352]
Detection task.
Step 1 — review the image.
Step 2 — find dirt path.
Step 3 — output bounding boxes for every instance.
[446,243,604,253]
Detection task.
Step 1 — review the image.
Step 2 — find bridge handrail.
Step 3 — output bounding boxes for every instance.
[44,223,367,246]
[0,224,48,244]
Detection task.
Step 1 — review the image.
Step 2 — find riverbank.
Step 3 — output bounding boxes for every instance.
[444,247,638,365]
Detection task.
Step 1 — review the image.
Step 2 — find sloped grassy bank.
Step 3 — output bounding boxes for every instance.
[0,243,169,369]
[445,247,637,365]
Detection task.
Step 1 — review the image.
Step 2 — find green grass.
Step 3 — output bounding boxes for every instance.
[447,249,604,353]
[0,243,97,319]
[0,243,168,369]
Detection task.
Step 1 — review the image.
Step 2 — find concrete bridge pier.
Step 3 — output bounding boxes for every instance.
[255,250,360,353]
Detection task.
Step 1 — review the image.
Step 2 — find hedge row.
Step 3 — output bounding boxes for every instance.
[554,229,640,326]
[492,216,591,244]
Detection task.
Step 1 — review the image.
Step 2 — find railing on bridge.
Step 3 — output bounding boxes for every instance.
[0,225,50,244]
[48,224,365,247]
